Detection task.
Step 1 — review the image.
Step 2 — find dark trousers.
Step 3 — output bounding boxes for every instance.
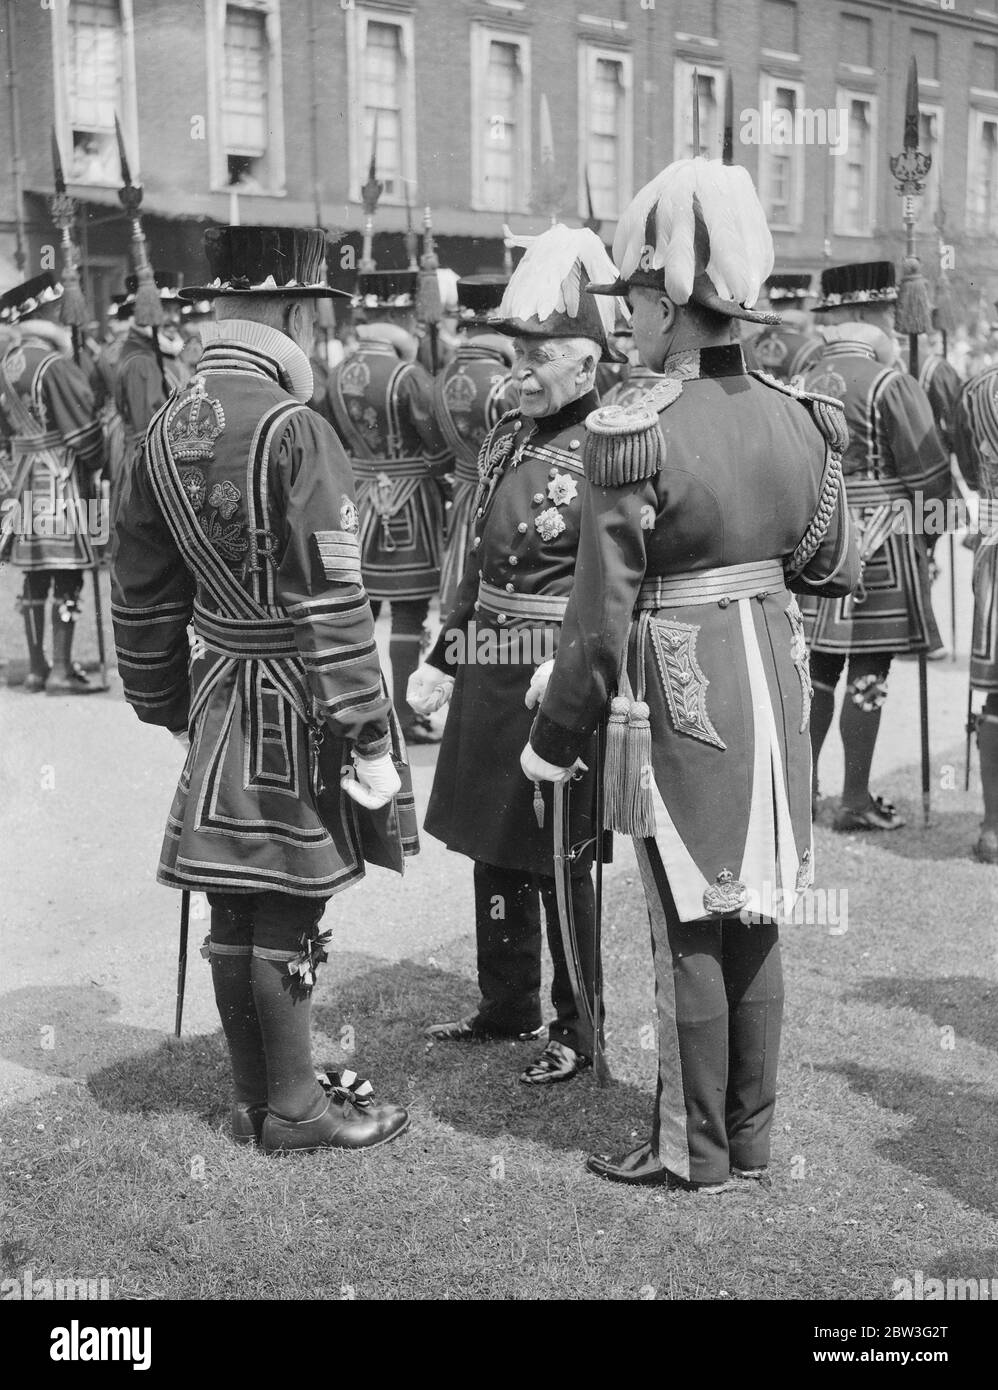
[636,839,783,1186]
[207,891,327,950]
[370,597,429,733]
[472,861,602,1055]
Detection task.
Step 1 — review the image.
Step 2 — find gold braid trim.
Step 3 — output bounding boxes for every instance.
[584,379,680,487]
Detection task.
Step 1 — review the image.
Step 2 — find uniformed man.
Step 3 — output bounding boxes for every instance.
[0,271,106,694]
[952,365,998,862]
[326,269,452,744]
[742,273,821,383]
[522,157,858,1188]
[408,225,625,1084]
[804,262,950,830]
[111,225,412,1153]
[434,275,517,613]
[113,271,189,485]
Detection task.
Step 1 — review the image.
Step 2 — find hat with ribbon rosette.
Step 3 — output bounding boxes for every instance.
[181,226,349,300]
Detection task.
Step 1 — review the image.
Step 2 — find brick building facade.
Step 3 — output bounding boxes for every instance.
[2,0,998,324]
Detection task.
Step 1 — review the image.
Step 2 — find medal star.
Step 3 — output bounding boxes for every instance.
[547,471,578,507]
[535,507,567,541]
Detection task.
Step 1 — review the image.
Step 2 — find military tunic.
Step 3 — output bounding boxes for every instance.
[425,391,599,876]
[0,328,104,570]
[802,339,950,654]
[326,338,451,600]
[111,322,417,897]
[433,340,517,613]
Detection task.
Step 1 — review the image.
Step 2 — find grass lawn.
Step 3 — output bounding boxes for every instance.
[2,737,995,1302]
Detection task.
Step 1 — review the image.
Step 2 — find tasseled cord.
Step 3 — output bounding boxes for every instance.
[131,263,171,397]
[895,255,934,336]
[603,684,656,838]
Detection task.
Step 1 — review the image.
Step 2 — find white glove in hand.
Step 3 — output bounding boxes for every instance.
[341,752,402,810]
[520,742,587,784]
[407,663,454,716]
[524,659,555,710]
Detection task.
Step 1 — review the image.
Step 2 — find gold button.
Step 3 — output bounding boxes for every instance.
[505,582,514,592]
[569,439,580,449]
[497,612,507,624]
[472,537,480,549]
[533,493,544,503]
[509,555,518,566]
[474,601,481,611]
[477,507,483,517]
[512,420,521,430]
[518,522,528,533]
[718,597,731,608]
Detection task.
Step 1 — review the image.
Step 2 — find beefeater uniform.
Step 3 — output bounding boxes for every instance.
[113,272,190,490]
[742,274,821,384]
[417,225,626,1068]
[110,225,415,1155]
[433,276,516,613]
[952,365,998,860]
[527,158,859,1188]
[0,274,105,694]
[326,269,452,737]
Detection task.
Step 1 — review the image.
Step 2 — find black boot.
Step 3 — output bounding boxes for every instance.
[208,943,268,1143]
[46,598,99,695]
[251,947,409,1154]
[18,594,49,691]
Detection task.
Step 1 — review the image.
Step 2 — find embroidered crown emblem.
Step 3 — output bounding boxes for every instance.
[443,371,477,414]
[166,376,225,462]
[340,357,371,398]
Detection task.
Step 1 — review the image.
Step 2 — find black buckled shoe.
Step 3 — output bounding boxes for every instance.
[425,1014,544,1043]
[833,793,905,832]
[262,1095,409,1154]
[46,663,102,696]
[974,828,998,864]
[519,1039,591,1085]
[586,1140,734,1194]
[230,1100,267,1145]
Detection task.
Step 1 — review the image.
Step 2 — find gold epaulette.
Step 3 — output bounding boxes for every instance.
[584,379,681,487]
[750,369,849,456]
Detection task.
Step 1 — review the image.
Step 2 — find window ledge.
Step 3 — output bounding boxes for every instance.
[675,32,719,47]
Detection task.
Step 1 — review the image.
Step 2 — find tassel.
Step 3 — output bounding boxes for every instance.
[59,267,89,332]
[132,264,164,330]
[603,696,656,836]
[895,255,934,336]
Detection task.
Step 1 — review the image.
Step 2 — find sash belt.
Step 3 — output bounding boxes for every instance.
[352,457,427,480]
[476,579,569,624]
[635,558,786,610]
[193,601,298,659]
[843,476,910,505]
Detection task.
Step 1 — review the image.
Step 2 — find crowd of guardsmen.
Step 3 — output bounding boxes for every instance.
[2,251,997,870]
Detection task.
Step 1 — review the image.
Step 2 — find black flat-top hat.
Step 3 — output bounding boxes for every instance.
[0,270,64,324]
[182,226,348,300]
[125,270,184,300]
[456,274,509,325]
[765,273,813,302]
[354,269,419,309]
[812,261,897,313]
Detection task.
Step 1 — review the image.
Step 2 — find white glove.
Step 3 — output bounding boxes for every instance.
[171,729,190,751]
[520,742,587,785]
[524,659,555,710]
[407,663,454,716]
[341,752,402,810]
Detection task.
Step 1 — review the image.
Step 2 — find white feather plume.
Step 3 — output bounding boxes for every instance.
[496,223,621,341]
[611,158,774,308]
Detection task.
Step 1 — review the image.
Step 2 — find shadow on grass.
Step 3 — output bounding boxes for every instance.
[0,985,163,1083]
[820,1061,997,1217]
[846,976,998,1054]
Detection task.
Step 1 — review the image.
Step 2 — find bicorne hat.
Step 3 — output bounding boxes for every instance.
[812,261,897,314]
[181,226,348,300]
[587,158,779,326]
[0,271,64,325]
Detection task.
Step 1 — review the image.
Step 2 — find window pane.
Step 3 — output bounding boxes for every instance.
[68,0,122,134]
[911,30,938,82]
[762,0,798,53]
[973,43,998,91]
[223,6,268,156]
[588,58,622,218]
[679,0,716,38]
[915,109,941,229]
[839,98,871,234]
[840,14,872,68]
[763,86,799,225]
[362,22,403,196]
[482,41,520,211]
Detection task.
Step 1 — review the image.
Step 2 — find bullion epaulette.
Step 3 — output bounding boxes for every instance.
[750,369,849,456]
[584,379,681,486]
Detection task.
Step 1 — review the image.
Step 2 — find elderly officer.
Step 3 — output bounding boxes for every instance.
[804,262,950,829]
[408,226,625,1085]
[523,158,858,1189]
[111,225,413,1154]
